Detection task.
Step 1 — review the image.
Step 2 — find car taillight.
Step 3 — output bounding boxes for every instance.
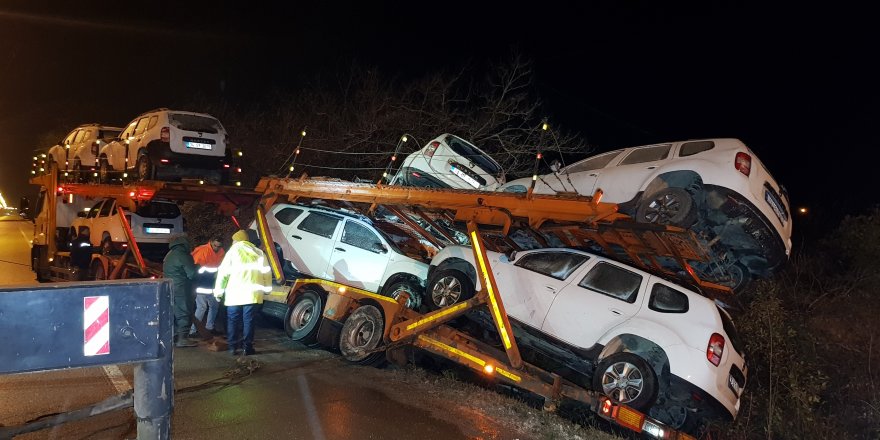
[734,152,751,176]
[160,127,170,143]
[707,333,725,366]
[425,141,440,158]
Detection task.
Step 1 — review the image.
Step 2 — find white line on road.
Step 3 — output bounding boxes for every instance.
[102,365,132,394]
[297,374,326,440]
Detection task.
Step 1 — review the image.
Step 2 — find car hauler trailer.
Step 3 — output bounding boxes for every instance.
[251,176,732,439]
[28,171,260,282]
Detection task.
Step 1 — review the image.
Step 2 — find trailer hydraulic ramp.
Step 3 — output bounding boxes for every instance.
[254,176,730,294]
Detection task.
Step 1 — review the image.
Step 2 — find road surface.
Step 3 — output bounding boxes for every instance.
[0,217,36,284]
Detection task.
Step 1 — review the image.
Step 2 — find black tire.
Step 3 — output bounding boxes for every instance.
[593,352,658,411]
[136,153,153,181]
[98,158,111,183]
[635,187,697,228]
[383,279,423,311]
[284,289,323,345]
[338,305,385,366]
[724,262,752,293]
[90,260,106,281]
[425,269,475,311]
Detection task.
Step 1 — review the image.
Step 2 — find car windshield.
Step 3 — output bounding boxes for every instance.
[136,202,180,219]
[445,136,502,176]
[169,113,222,134]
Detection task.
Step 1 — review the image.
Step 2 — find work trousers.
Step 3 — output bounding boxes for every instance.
[226,304,257,352]
[173,290,194,338]
[190,294,220,333]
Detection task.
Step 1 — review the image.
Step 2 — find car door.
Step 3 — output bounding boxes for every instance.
[268,206,305,264]
[107,122,136,171]
[82,200,104,245]
[127,116,153,167]
[289,210,342,278]
[503,250,590,330]
[327,219,392,291]
[593,144,672,203]
[93,199,118,243]
[554,150,624,196]
[541,260,646,350]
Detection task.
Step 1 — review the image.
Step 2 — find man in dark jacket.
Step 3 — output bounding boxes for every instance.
[163,234,198,348]
[70,226,93,281]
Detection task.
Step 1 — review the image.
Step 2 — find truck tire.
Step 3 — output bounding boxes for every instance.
[593,352,658,411]
[383,279,423,311]
[426,269,474,311]
[284,288,323,345]
[635,187,697,228]
[339,305,385,367]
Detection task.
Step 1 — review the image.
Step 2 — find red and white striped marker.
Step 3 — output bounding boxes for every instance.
[83,296,110,356]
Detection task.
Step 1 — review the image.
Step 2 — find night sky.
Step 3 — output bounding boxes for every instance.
[2,2,877,237]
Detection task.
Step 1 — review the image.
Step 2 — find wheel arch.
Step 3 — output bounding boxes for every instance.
[642,170,704,199]
[381,272,425,295]
[432,257,478,288]
[597,333,671,383]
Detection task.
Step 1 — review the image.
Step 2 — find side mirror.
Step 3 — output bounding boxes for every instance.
[505,249,517,262]
[373,243,388,254]
[77,211,87,218]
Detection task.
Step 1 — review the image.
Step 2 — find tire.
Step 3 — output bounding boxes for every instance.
[635,187,697,228]
[284,289,323,344]
[90,260,106,281]
[593,352,658,411]
[72,159,84,183]
[426,269,475,311]
[338,305,385,366]
[383,279,423,311]
[136,153,153,181]
[98,158,111,183]
[724,262,752,293]
[101,236,115,256]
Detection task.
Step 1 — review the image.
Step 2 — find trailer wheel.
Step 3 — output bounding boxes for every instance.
[136,153,153,181]
[635,187,697,228]
[426,269,474,311]
[339,305,385,366]
[90,260,106,281]
[285,289,323,345]
[593,352,658,411]
[384,279,423,311]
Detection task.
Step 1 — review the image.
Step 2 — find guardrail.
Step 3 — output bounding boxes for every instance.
[0,280,173,439]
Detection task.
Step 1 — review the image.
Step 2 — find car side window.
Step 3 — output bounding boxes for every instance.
[648,283,689,313]
[297,212,341,239]
[64,130,79,145]
[578,262,643,303]
[81,130,93,143]
[73,130,87,144]
[99,200,115,217]
[618,144,672,165]
[564,150,623,174]
[341,220,384,253]
[274,207,304,225]
[87,201,103,218]
[515,252,589,281]
[147,115,159,131]
[678,140,715,157]
[134,117,151,136]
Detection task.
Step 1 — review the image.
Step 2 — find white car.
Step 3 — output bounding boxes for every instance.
[251,203,431,308]
[500,138,791,291]
[391,134,506,191]
[98,109,230,183]
[427,245,747,432]
[45,124,122,181]
[70,198,183,258]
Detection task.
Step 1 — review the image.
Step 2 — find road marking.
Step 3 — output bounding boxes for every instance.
[297,374,326,440]
[102,365,132,394]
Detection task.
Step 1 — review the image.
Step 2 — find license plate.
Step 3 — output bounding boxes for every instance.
[145,226,171,234]
[728,374,742,396]
[185,141,213,150]
[450,165,480,188]
[764,190,787,224]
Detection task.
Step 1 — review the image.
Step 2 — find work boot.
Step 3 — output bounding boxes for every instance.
[175,335,198,348]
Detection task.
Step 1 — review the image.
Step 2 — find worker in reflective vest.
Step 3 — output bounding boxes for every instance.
[214,230,271,356]
[189,236,226,338]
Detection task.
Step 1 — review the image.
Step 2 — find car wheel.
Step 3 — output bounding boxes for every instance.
[98,158,111,183]
[383,279,423,311]
[72,159,83,183]
[90,260,106,281]
[593,352,658,411]
[724,262,752,293]
[635,187,697,228]
[426,269,475,311]
[101,236,114,255]
[284,288,323,345]
[338,305,385,366]
[136,153,153,181]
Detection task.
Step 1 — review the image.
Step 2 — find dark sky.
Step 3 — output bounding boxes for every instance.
[2,2,877,232]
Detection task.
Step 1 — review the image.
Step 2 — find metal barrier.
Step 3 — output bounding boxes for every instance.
[0,279,173,439]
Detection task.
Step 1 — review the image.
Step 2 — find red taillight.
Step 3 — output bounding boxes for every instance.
[707,333,725,366]
[160,159,169,163]
[425,141,440,158]
[160,127,170,143]
[734,152,751,176]
[223,164,230,168]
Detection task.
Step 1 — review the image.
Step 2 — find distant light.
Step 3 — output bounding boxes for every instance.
[289,166,294,172]
[542,122,549,131]
[383,172,388,178]
[129,191,136,197]
[301,130,307,137]
[483,364,495,374]
[798,207,808,214]
[235,181,241,187]
[33,156,38,161]
[41,154,47,158]
[402,135,408,142]
[199,180,204,185]
[238,151,243,157]
[39,167,45,172]
[123,173,128,178]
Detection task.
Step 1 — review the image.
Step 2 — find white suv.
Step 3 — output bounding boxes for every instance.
[500,138,791,291]
[98,109,229,183]
[45,124,122,181]
[427,245,747,432]
[251,203,431,308]
[391,134,506,191]
[70,198,183,258]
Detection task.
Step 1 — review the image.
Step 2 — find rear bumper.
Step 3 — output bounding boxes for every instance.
[146,142,229,170]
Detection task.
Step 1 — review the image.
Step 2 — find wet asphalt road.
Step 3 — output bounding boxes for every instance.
[0,219,527,440]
